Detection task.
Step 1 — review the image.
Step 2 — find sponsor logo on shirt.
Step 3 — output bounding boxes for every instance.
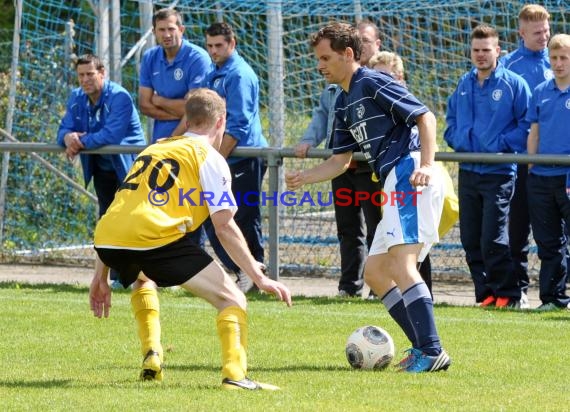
[174,68,183,81]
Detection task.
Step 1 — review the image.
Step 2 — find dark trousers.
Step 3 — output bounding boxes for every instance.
[93,170,119,218]
[203,157,266,273]
[527,174,570,307]
[458,170,518,302]
[332,168,382,295]
[92,169,120,281]
[509,166,531,293]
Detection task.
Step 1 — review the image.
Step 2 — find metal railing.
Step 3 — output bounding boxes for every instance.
[1,140,570,279]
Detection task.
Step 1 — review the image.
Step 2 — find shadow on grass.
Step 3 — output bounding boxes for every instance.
[240,293,381,306]
[167,363,348,373]
[0,281,88,293]
[541,315,570,322]
[0,378,72,388]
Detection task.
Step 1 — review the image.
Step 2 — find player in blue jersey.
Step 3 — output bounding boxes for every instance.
[500,4,552,304]
[294,20,383,299]
[526,34,570,311]
[139,8,211,143]
[286,22,450,373]
[445,25,531,309]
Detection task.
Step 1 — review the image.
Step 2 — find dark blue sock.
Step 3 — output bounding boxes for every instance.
[402,282,441,356]
[381,286,417,347]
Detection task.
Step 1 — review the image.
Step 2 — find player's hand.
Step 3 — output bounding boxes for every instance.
[294,143,311,158]
[285,171,304,191]
[409,165,433,188]
[255,276,293,307]
[89,276,112,318]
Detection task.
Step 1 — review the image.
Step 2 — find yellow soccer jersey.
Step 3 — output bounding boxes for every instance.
[94,133,237,249]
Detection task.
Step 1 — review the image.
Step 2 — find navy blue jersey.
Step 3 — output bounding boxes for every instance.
[332,67,428,183]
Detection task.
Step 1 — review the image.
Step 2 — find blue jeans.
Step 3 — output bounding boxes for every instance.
[458,170,518,301]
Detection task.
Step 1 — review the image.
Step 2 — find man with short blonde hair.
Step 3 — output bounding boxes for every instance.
[526,33,570,311]
[89,88,292,389]
[501,4,552,305]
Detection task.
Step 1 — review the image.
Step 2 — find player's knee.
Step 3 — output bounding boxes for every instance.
[219,289,247,311]
[132,277,157,291]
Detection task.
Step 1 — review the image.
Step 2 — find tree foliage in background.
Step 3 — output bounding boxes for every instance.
[0,0,14,28]
[0,0,15,71]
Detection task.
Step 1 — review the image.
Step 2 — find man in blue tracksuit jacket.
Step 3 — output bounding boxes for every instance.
[57,54,145,215]
[444,25,531,308]
[500,4,553,299]
[58,54,146,287]
[199,22,268,293]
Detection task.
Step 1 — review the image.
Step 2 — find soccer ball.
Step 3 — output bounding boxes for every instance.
[345,325,395,370]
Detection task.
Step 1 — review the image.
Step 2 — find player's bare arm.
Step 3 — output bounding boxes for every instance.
[89,255,112,318]
[138,86,179,120]
[211,209,292,307]
[409,111,437,187]
[285,151,352,190]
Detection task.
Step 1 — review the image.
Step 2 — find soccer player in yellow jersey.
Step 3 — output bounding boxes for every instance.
[89,88,292,390]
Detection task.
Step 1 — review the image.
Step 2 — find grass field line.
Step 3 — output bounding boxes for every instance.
[3,291,566,328]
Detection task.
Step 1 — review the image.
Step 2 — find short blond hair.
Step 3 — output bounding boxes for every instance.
[519,4,550,22]
[548,34,570,51]
[185,88,226,129]
[368,51,396,69]
[369,51,405,79]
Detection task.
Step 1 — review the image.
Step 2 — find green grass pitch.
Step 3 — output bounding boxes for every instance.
[0,282,568,411]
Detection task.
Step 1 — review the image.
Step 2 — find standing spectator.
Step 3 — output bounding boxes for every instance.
[138,8,210,143]
[89,88,292,388]
[526,34,570,311]
[501,4,552,303]
[444,25,531,308]
[294,20,382,298]
[199,22,268,293]
[57,54,146,289]
[287,22,450,372]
